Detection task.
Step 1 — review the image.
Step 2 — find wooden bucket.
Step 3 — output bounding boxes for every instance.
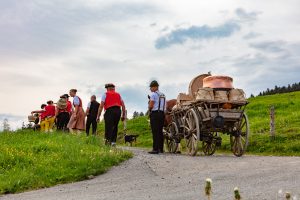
[196,88,214,100]
[229,89,246,101]
[214,90,229,101]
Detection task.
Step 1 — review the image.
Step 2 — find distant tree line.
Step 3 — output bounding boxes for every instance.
[256,82,300,97]
[132,111,145,118]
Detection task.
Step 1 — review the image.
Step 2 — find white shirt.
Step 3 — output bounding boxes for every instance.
[150,91,166,111]
[73,96,80,106]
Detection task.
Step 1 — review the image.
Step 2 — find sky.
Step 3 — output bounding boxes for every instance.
[0,0,300,130]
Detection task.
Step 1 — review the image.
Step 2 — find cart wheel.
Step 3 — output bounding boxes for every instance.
[183,108,200,156]
[164,122,179,153]
[202,132,218,156]
[231,113,249,157]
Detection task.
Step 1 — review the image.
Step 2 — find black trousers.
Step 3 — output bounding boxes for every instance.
[104,107,121,143]
[86,116,97,136]
[150,111,165,152]
[56,112,70,131]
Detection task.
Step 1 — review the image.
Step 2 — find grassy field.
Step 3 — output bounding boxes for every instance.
[98,91,300,156]
[0,130,132,194]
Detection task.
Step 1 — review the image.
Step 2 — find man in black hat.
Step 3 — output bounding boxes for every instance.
[97,83,126,146]
[148,80,166,154]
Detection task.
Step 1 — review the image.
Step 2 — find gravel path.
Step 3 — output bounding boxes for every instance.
[1,148,300,200]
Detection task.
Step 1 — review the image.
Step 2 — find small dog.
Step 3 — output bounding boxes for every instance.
[124,134,139,146]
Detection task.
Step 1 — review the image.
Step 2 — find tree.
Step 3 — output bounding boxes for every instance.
[132,111,139,118]
[2,118,10,132]
[258,82,300,97]
[139,112,144,117]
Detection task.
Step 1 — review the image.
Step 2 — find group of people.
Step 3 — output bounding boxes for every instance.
[31,81,167,154]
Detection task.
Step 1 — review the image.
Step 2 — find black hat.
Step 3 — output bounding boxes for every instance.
[105,83,115,88]
[149,80,159,87]
[63,94,70,98]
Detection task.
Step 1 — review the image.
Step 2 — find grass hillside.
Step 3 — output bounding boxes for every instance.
[0,130,132,194]
[98,91,300,156]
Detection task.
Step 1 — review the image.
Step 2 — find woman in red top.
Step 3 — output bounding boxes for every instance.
[67,89,85,134]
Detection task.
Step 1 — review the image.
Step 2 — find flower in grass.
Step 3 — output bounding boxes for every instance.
[205,178,212,197]
[234,187,241,200]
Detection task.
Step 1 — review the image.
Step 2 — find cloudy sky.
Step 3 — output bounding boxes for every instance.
[1,0,300,129]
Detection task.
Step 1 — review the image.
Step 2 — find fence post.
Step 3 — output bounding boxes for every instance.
[270,105,275,140]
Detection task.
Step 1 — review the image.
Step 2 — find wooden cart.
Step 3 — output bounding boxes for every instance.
[164,74,249,157]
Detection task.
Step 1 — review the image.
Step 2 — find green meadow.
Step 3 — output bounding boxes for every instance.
[0,131,132,194]
[1,91,299,194]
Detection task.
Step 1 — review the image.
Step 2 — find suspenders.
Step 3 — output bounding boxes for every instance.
[155,92,166,112]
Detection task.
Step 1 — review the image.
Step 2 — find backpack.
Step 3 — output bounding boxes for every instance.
[57,98,67,110]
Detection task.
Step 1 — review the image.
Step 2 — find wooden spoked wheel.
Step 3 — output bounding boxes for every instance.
[164,122,179,153]
[230,113,250,157]
[202,132,218,156]
[183,108,200,156]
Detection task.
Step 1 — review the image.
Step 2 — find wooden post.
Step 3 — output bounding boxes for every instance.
[270,105,275,140]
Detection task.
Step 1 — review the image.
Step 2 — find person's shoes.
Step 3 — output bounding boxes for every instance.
[111,143,116,147]
[159,150,164,154]
[176,151,181,154]
[148,150,159,154]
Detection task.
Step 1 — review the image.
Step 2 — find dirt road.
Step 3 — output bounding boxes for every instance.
[1,148,300,200]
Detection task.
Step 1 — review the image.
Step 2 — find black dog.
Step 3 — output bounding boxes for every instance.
[124,134,139,146]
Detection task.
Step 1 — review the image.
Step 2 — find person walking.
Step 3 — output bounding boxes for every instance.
[86,95,100,136]
[45,100,56,132]
[97,83,126,146]
[67,89,85,134]
[148,80,166,154]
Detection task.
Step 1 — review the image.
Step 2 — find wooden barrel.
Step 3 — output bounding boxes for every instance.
[188,74,210,99]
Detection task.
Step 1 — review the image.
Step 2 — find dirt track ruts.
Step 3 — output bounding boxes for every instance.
[1,148,300,200]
